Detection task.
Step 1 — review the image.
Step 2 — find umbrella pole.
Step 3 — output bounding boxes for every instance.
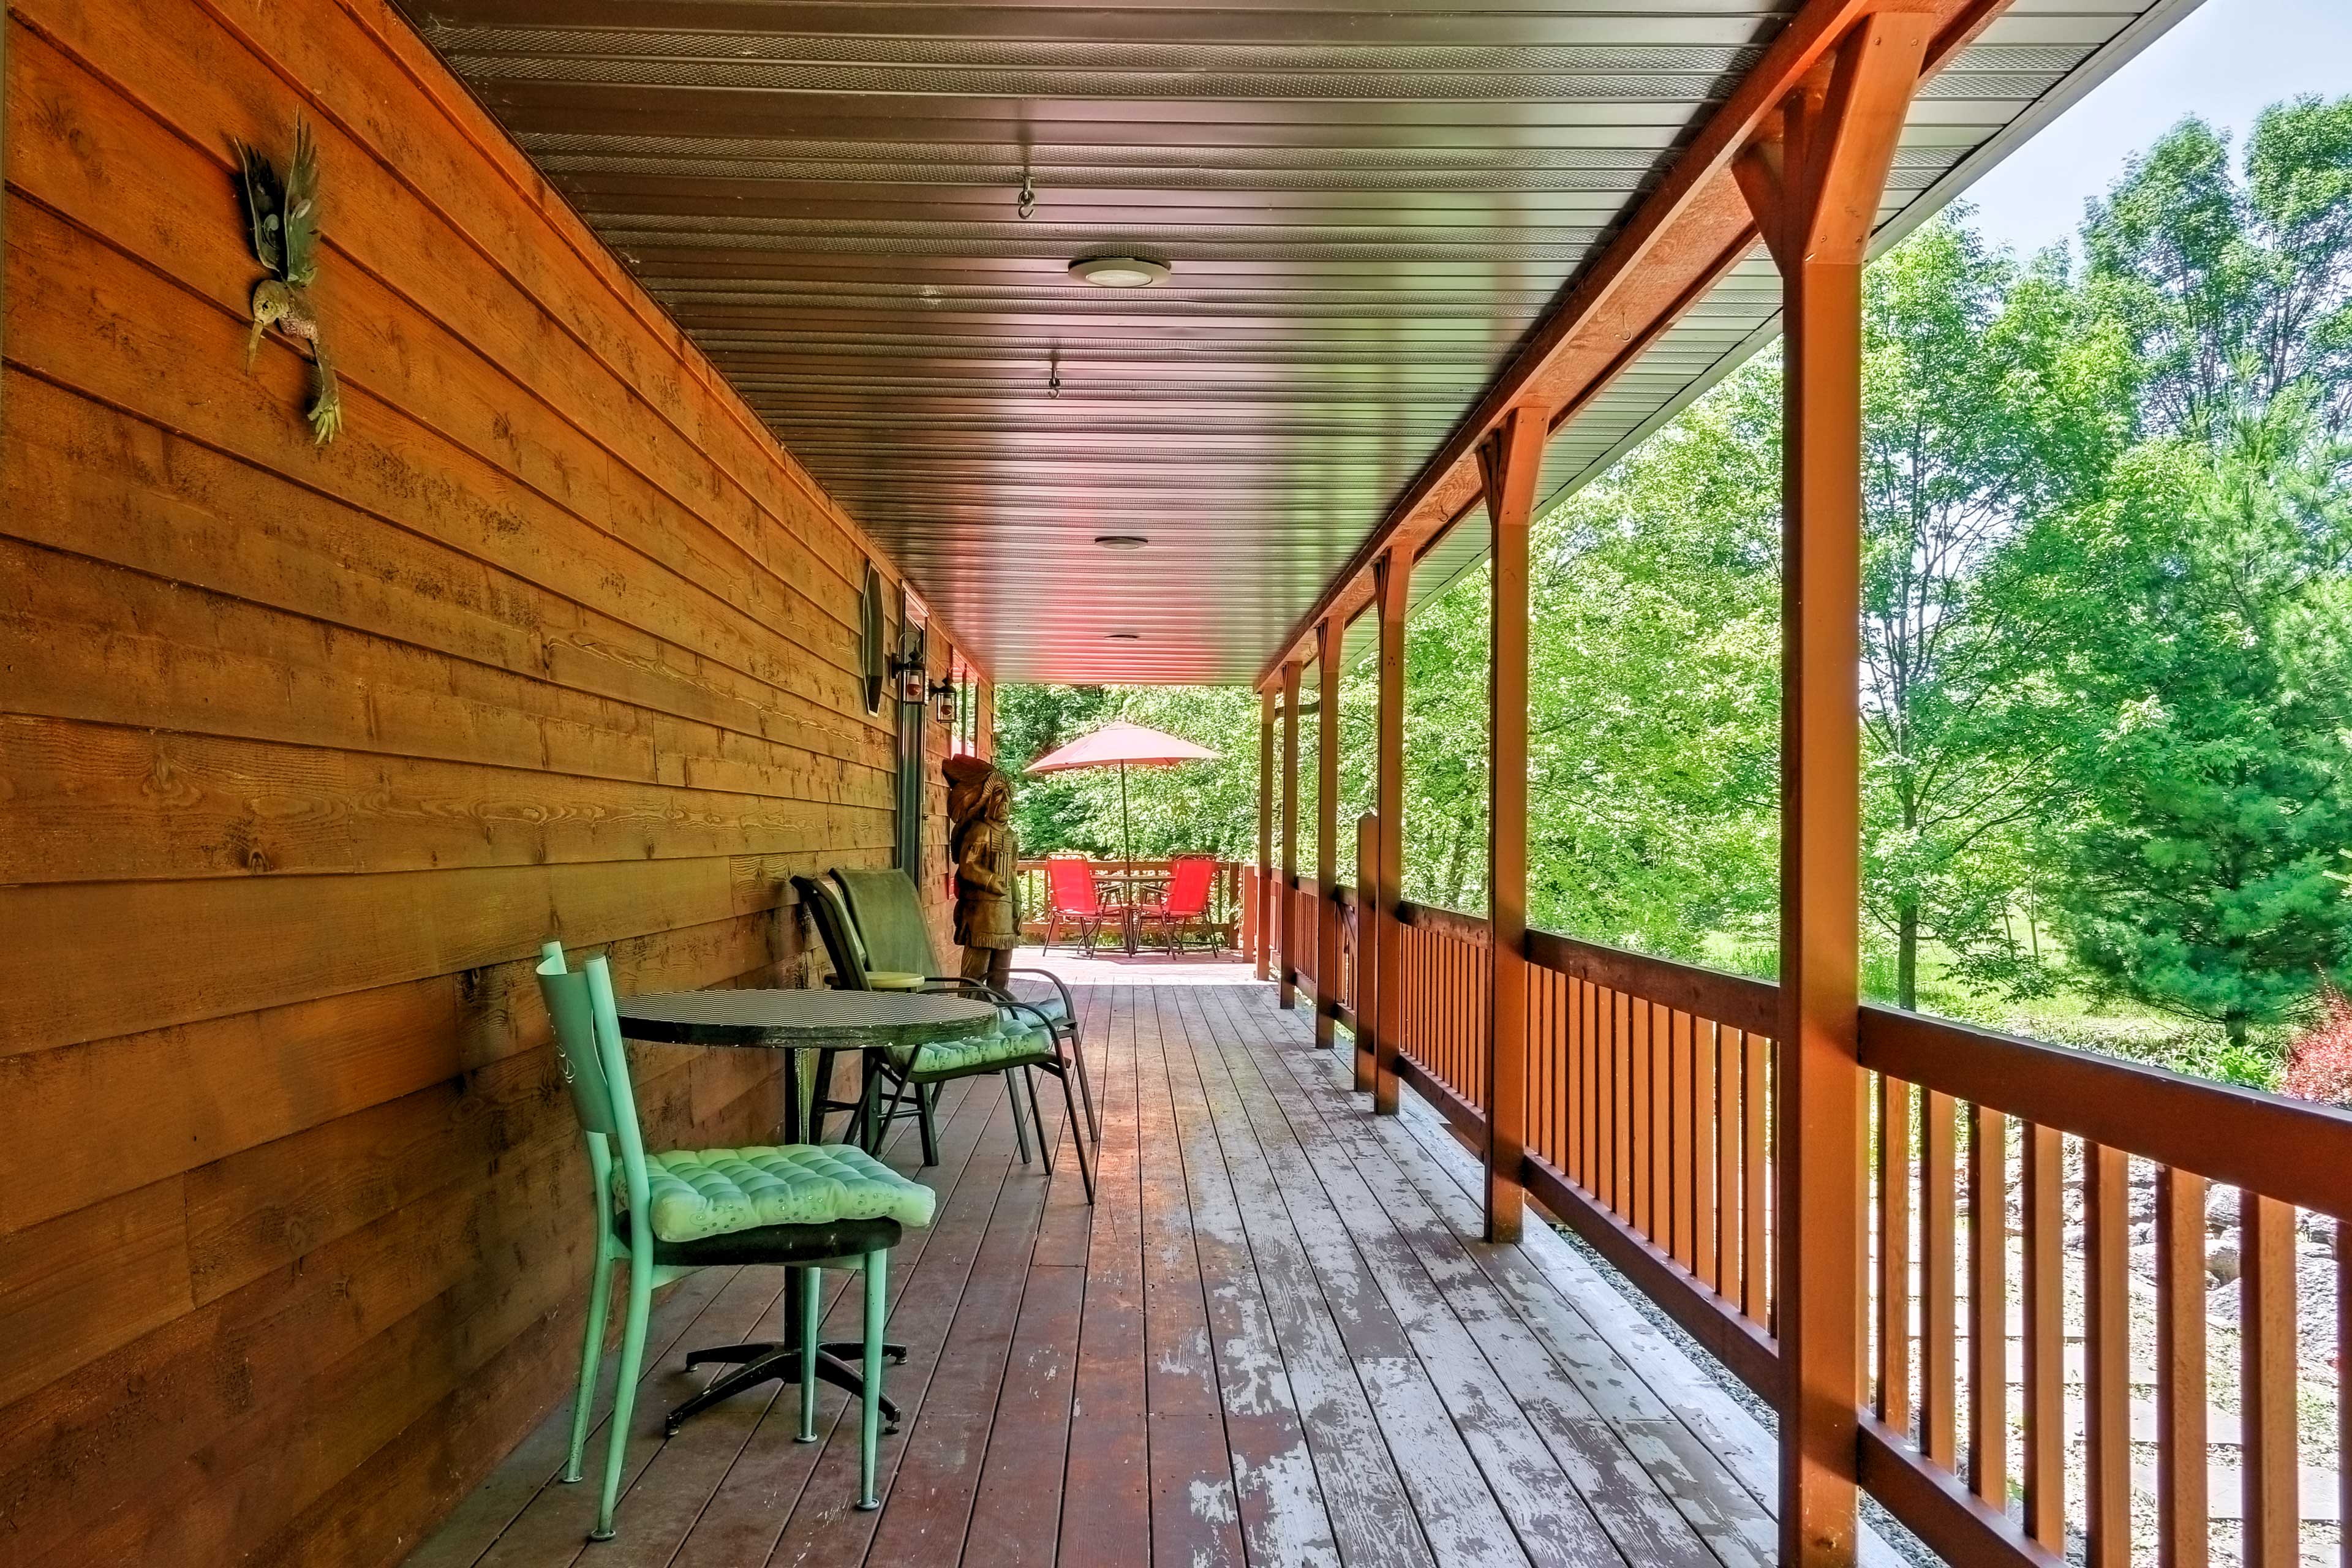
[1120,761,1133,879]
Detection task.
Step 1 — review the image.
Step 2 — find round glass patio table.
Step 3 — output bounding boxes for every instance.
[1089,869,1169,954]
[613,987,997,1434]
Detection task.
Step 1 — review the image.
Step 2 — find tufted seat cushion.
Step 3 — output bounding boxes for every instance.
[889,1024,1055,1079]
[629,1144,936,1243]
[1003,988,1069,1028]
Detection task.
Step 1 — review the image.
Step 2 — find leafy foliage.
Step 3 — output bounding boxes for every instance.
[2015,401,2352,1042]
[993,94,2352,1079]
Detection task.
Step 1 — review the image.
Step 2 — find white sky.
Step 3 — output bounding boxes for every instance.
[1962,0,2352,260]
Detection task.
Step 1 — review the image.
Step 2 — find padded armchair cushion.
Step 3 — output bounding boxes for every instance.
[889,1025,1054,1079]
[1003,988,1069,1028]
[631,1144,936,1242]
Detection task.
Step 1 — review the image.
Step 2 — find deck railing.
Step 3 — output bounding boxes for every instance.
[1282,875,1357,1022]
[1306,880,2351,1567]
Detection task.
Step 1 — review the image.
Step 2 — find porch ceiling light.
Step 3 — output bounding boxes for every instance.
[1094,534,1148,550]
[1070,255,1170,288]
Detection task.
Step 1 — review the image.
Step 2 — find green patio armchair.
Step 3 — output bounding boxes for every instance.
[535,943,933,1539]
[795,870,1097,1203]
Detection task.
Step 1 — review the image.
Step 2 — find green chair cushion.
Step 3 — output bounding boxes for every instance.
[1003,990,1069,1028]
[890,1024,1054,1079]
[865,971,927,992]
[630,1143,936,1242]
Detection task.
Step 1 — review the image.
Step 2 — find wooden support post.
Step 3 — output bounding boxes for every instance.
[1732,13,1933,1565]
[1479,404,1544,1240]
[1257,686,1276,981]
[1355,810,1379,1090]
[1279,661,1302,1011]
[1314,617,1343,1050]
[1372,546,1412,1114]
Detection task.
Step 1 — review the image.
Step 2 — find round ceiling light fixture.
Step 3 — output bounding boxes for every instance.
[1093,533,1148,551]
[1070,255,1170,288]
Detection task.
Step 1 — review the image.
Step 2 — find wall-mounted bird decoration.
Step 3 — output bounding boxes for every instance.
[234,117,342,445]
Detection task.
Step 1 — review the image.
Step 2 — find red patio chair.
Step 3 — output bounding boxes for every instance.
[1041,853,1109,956]
[1131,854,1221,956]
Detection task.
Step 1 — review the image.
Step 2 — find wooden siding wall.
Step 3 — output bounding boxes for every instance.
[0,0,981,1562]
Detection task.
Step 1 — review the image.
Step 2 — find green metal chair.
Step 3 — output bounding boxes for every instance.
[795,871,1096,1203]
[535,944,934,1539]
[833,866,1099,1146]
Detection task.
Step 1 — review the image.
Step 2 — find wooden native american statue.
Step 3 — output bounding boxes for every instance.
[943,755,1016,991]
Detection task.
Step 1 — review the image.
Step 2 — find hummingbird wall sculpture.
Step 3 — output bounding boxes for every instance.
[235,117,342,445]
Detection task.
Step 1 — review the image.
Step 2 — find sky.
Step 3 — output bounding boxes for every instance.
[1961,0,2352,260]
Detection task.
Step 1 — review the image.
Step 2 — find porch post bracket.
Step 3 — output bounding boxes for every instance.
[1734,11,1934,1568]
[1478,402,1546,1241]
[1313,617,1344,1049]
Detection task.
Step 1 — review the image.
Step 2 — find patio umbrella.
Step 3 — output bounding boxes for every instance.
[1025,720,1221,873]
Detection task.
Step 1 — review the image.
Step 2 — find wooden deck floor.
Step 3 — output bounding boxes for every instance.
[407,980,1806,1568]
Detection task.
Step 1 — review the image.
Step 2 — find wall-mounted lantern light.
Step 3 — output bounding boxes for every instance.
[889,625,929,706]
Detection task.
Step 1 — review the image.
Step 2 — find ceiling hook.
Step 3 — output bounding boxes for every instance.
[1017,168,1036,221]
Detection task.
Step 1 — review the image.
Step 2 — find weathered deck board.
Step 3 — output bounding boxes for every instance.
[1057,985,1152,1563]
[410,978,1809,1568]
[1156,987,1343,1567]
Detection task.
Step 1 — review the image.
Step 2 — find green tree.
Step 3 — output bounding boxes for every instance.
[1860,217,2139,1006]
[2021,401,2352,1046]
[993,683,1114,855]
[2084,97,2352,439]
[1518,360,1784,959]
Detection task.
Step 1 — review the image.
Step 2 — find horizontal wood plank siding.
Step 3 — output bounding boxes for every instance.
[0,0,976,1561]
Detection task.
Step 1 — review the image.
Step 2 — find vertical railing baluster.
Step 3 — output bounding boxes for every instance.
[1567,977,1585,1185]
[1616,990,1635,1222]
[2156,1166,2209,1568]
[1719,1027,1743,1305]
[1743,1031,1768,1325]
[1967,1104,2007,1509]
[1921,1089,1958,1471]
[1671,1009,1695,1269]
[1649,1002,1672,1251]
[1588,981,1604,1195]
[2022,1123,2063,1550]
[1694,1018,1718,1292]
[2242,1191,2298,1568]
[1630,997,1652,1234]
[1875,1072,1912,1434]
[2085,1143,2130,1568]
[1599,988,1618,1213]
[2338,1215,2349,1568]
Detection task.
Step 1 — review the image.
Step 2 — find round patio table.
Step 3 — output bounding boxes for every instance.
[614,987,997,1434]
[1090,869,1169,954]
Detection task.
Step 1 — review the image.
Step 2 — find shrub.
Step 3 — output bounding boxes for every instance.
[2283,986,2352,1106]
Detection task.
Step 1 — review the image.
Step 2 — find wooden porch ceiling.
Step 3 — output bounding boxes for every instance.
[409,980,1887,1567]
[394,0,2193,685]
